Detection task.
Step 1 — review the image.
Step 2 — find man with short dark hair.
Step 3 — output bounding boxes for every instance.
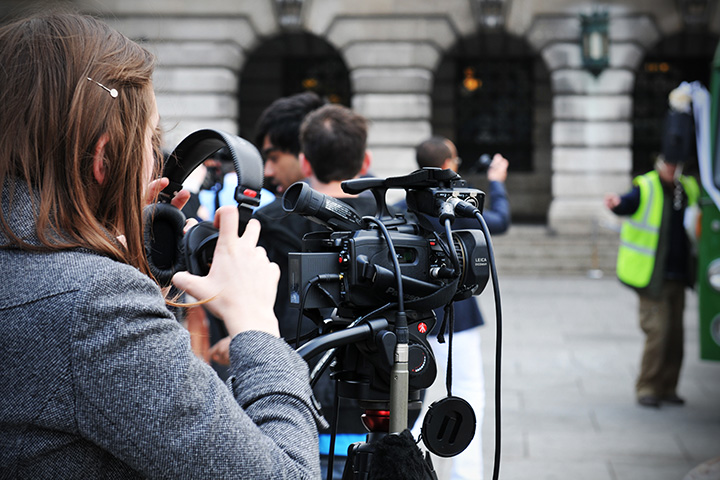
[255,104,376,478]
[254,91,326,195]
[298,104,371,192]
[415,136,454,169]
[255,104,373,334]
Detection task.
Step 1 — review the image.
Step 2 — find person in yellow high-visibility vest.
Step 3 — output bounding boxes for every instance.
[605,101,699,408]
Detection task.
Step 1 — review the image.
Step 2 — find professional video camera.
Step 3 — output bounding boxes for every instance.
[281,167,494,479]
[284,168,488,309]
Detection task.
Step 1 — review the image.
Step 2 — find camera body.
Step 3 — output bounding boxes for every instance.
[288,226,489,312]
[284,167,490,315]
[284,168,490,402]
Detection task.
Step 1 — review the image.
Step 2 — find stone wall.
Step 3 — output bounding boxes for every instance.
[3,0,716,229]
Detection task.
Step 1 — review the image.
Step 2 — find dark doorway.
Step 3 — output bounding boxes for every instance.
[432,32,551,223]
[433,33,537,174]
[239,32,350,142]
[633,32,718,176]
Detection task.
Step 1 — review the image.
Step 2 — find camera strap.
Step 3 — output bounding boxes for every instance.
[437,302,455,397]
[422,302,477,459]
[403,277,459,313]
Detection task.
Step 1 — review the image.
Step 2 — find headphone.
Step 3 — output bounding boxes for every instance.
[143,129,264,287]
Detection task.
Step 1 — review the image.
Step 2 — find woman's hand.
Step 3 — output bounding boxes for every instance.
[146,177,191,210]
[146,177,197,232]
[171,206,281,338]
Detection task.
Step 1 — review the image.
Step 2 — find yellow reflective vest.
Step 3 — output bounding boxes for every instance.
[616,170,699,288]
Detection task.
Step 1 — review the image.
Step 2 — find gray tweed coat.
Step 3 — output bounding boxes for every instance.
[0,183,323,479]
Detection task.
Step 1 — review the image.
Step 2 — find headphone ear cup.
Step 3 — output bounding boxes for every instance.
[183,221,219,277]
[143,203,187,287]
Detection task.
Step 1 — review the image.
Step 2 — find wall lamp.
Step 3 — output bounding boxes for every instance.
[580,11,610,76]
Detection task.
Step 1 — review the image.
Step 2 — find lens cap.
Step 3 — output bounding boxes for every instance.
[421,396,475,457]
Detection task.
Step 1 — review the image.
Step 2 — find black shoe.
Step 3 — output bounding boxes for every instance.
[638,395,661,408]
[661,394,686,405]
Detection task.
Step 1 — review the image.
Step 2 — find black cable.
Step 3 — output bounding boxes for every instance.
[363,217,405,317]
[309,302,395,388]
[443,217,461,274]
[295,280,316,350]
[473,210,503,480]
[295,274,341,349]
[284,329,320,347]
[447,196,503,480]
[326,380,341,480]
[431,231,453,262]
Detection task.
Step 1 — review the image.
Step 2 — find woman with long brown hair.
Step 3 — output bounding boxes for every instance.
[0,10,322,478]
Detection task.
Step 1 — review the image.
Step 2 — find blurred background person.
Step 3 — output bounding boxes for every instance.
[604,86,699,408]
[401,136,511,480]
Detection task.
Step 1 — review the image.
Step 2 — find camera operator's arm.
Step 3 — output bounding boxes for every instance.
[72,206,322,479]
[482,154,511,234]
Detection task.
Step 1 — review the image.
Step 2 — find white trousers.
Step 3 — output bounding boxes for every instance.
[412,326,485,480]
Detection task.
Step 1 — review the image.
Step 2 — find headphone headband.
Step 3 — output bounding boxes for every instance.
[160,129,264,205]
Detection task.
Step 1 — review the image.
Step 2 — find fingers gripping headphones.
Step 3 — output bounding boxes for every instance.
[143,129,264,287]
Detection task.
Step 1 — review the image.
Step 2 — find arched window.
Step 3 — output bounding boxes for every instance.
[239,32,350,140]
[433,32,551,222]
[433,33,538,173]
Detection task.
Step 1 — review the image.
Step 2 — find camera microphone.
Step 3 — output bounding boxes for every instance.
[282,182,365,231]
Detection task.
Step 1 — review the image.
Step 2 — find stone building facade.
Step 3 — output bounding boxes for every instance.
[4,0,719,236]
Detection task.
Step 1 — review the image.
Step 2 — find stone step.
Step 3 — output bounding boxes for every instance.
[484,224,620,277]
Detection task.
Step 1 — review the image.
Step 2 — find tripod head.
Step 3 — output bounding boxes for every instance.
[297,310,435,405]
[297,313,439,480]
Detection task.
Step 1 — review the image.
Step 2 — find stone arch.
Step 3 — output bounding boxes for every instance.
[632,31,719,176]
[238,32,351,140]
[432,31,552,222]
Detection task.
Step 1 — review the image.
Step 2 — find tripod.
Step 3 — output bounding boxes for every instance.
[297,313,440,480]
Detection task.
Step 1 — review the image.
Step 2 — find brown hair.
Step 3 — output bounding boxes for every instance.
[415,136,452,168]
[0,11,159,275]
[299,104,368,183]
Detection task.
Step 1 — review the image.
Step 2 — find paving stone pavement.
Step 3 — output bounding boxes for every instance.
[456,273,720,480]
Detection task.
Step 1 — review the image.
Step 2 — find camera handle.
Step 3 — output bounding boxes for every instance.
[296,318,389,361]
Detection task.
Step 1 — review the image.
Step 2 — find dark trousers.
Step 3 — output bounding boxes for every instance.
[636,280,685,397]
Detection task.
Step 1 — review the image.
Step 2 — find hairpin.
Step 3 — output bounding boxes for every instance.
[87,77,118,98]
